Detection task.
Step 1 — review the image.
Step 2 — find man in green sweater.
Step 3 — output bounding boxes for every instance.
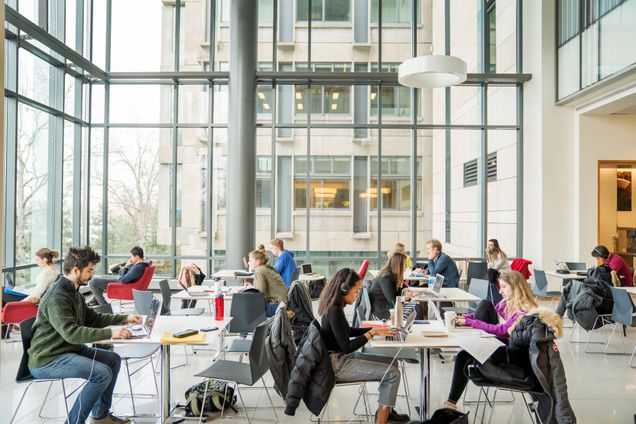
[28,246,142,424]
[245,249,289,316]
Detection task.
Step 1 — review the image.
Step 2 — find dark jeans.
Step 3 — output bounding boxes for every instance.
[266,302,278,317]
[448,300,498,403]
[30,346,122,424]
[88,276,121,305]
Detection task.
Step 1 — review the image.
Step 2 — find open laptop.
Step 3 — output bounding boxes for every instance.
[564,262,587,275]
[128,298,161,339]
[419,274,445,297]
[386,309,417,342]
[242,256,249,269]
[301,263,313,275]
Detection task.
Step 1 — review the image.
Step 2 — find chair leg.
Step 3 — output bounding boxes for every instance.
[149,356,159,395]
[400,360,411,414]
[261,377,279,422]
[10,383,32,424]
[37,381,54,418]
[124,360,137,416]
[235,384,252,424]
[198,379,210,424]
[630,343,636,367]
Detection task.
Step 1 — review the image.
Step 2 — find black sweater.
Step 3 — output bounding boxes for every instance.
[320,303,370,354]
[368,273,399,320]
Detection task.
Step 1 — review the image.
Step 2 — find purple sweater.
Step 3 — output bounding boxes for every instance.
[464,300,526,339]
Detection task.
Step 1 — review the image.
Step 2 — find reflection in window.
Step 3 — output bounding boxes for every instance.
[294,156,351,209]
[371,0,416,23]
[370,64,410,116]
[297,0,351,22]
[295,64,351,115]
[370,157,422,210]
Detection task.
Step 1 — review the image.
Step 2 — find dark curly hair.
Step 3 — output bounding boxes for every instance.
[63,246,101,274]
[318,268,361,316]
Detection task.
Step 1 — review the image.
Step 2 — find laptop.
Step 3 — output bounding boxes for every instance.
[420,274,445,297]
[242,256,249,269]
[301,263,313,275]
[128,298,161,339]
[386,309,417,342]
[564,262,587,275]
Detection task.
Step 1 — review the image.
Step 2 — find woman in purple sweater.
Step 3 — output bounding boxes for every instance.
[446,270,537,409]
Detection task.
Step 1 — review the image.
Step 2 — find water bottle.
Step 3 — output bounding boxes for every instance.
[394,296,404,329]
[214,292,224,320]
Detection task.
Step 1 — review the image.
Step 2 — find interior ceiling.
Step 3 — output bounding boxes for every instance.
[586,90,636,115]
[612,104,636,114]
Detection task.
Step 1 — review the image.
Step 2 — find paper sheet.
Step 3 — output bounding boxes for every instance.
[453,334,504,364]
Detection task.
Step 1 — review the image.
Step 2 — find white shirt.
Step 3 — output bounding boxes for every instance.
[24,268,59,303]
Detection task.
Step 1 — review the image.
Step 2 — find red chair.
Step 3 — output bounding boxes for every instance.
[357,259,369,281]
[106,261,155,302]
[2,302,38,340]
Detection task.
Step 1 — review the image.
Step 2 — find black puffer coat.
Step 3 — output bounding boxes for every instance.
[556,278,613,330]
[265,305,296,398]
[509,309,576,424]
[284,320,335,416]
[288,281,315,345]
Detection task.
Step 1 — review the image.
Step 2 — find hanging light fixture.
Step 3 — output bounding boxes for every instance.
[398,55,467,88]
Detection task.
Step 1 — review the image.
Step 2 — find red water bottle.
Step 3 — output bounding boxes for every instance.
[214,293,224,320]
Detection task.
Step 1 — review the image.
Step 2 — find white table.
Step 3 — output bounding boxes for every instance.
[299,273,325,282]
[211,269,254,280]
[544,270,587,281]
[101,315,232,423]
[369,322,491,422]
[412,287,481,303]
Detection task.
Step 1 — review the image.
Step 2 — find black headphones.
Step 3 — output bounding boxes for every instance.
[340,268,355,296]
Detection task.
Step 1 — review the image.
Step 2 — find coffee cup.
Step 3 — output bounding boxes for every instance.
[445,311,457,332]
[389,309,395,324]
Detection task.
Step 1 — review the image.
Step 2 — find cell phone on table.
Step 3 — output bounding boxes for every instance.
[173,329,198,338]
[200,326,218,332]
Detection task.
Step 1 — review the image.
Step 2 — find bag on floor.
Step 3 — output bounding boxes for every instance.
[184,378,237,416]
[423,408,469,424]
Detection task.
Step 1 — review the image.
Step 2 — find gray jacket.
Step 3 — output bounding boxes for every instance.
[265,306,296,398]
[509,309,576,424]
[556,279,613,331]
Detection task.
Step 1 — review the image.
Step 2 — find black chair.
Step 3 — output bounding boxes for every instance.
[158,279,205,316]
[10,317,71,423]
[194,323,277,424]
[224,292,267,355]
[466,261,488,290]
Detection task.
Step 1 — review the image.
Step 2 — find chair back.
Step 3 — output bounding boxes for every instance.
[469,278,490,301]
[2,301,38,325]
[133,289,155,315]
[248,322,271,383]
[357,260,369,281]
[610,287,635,327]
[16,317,37,382]
[361,284,372,317]
[532,269,549,297]
[356,304,366,327]
[106,260,155,301]
[228,292,267,333]
[466,261,488,289]
[291,267,300,283]
[158,279,172,315]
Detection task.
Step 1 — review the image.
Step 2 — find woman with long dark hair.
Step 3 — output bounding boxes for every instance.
[368,252,421,320]
[319,268,410,424]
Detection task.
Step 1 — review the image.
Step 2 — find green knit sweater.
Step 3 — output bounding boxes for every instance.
[28,276,128,369]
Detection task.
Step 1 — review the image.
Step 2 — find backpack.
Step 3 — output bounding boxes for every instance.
[184,378,237,417]
[423,408,469,424]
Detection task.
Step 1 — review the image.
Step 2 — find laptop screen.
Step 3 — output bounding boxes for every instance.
[565,262,586,271]
[301,263,312,274]
[144,299,161,334]
[433,274,445,293]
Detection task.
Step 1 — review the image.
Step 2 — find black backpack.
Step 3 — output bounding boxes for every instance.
[423,408,469,424]
[183,378,237,417]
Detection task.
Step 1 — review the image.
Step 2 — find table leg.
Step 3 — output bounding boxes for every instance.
[418,347,425,422]
[160,344,171,423]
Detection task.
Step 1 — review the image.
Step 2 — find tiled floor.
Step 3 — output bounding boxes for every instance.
[1,301,635,423]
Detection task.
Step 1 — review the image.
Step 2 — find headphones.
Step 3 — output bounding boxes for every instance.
[340,268,355,296]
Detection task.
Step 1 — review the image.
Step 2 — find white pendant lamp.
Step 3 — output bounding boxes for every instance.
[398,55,467,88]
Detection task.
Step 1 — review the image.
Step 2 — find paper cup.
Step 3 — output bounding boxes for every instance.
[445,311,457,332]
[389,309,395,324]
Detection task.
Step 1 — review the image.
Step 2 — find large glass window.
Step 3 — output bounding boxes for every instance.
[294,156,351,209]
[370,64,410,116]
[297,0,351,22]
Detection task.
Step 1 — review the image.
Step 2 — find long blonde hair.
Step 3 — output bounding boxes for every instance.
[380,252,407,289]
[499,270,537,315]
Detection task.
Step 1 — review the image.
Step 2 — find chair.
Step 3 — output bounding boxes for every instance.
[291,267,300,284]
[94,303,160,416]
[357,259,369,281]
[158,279,205,316]
[466,261,488,289]
[194,323,278,424]
[106,260,155,302]
[225,292,267,355]
[531,270,561,308]
[2,301,38,340]
[444,278,490,315]
[10,317,71,423]
[584,287,636,354]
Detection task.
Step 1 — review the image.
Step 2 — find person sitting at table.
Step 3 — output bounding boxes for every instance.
[88,246,149,306]
[592,245,633,287]
[369,252,422,320]
[319,268,410,424]
[423,239,460,287]
[388,242,412,269]
[244,249,289,317]
[445,270,537,409]
[270,238,296,288]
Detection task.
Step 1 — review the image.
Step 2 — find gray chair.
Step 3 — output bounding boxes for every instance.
[10,317,71,423]
[225,292,268,354]
[585,287,636,354]
[531,270,561,308]
[133,289,155,315]
[445,278,490,315]
[194,323,277,424]
[159,279,205,316]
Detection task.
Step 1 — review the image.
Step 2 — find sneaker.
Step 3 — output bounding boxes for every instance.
[88,413,131,424]
[374,409,411,424]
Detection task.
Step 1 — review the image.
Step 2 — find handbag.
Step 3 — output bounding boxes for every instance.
[423,408,469,424]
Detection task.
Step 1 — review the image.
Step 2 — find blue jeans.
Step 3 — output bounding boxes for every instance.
[330,352,401,407]
[30,346,122,424]
[265,302,279,317]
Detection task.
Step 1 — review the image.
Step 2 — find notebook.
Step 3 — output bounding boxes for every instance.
[160,331,206,344]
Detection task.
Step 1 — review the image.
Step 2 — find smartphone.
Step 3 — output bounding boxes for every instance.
[173,329,198,338]
[200,326,218,332]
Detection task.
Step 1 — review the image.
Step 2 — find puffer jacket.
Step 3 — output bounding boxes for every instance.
[265,305,296,398]
[556,278,613,330]
[509,308,576,424]
[284,320,335,416]
[288,281,315,345]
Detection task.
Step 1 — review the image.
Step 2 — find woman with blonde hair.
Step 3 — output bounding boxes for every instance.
[257,244,269,265]
[389,242,412,269]
[368,252,419,320]
[446,270,537,409]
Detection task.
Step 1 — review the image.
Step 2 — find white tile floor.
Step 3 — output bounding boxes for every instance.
[1,301,635,424]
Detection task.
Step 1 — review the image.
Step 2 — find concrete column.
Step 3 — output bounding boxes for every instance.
[226,0,257,268]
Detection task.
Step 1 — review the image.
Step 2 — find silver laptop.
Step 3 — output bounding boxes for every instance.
[421,274,445,297]
[564,262,587,273]
[387,310,417,342]
[128,298,161,339]
[301,263,313,274]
